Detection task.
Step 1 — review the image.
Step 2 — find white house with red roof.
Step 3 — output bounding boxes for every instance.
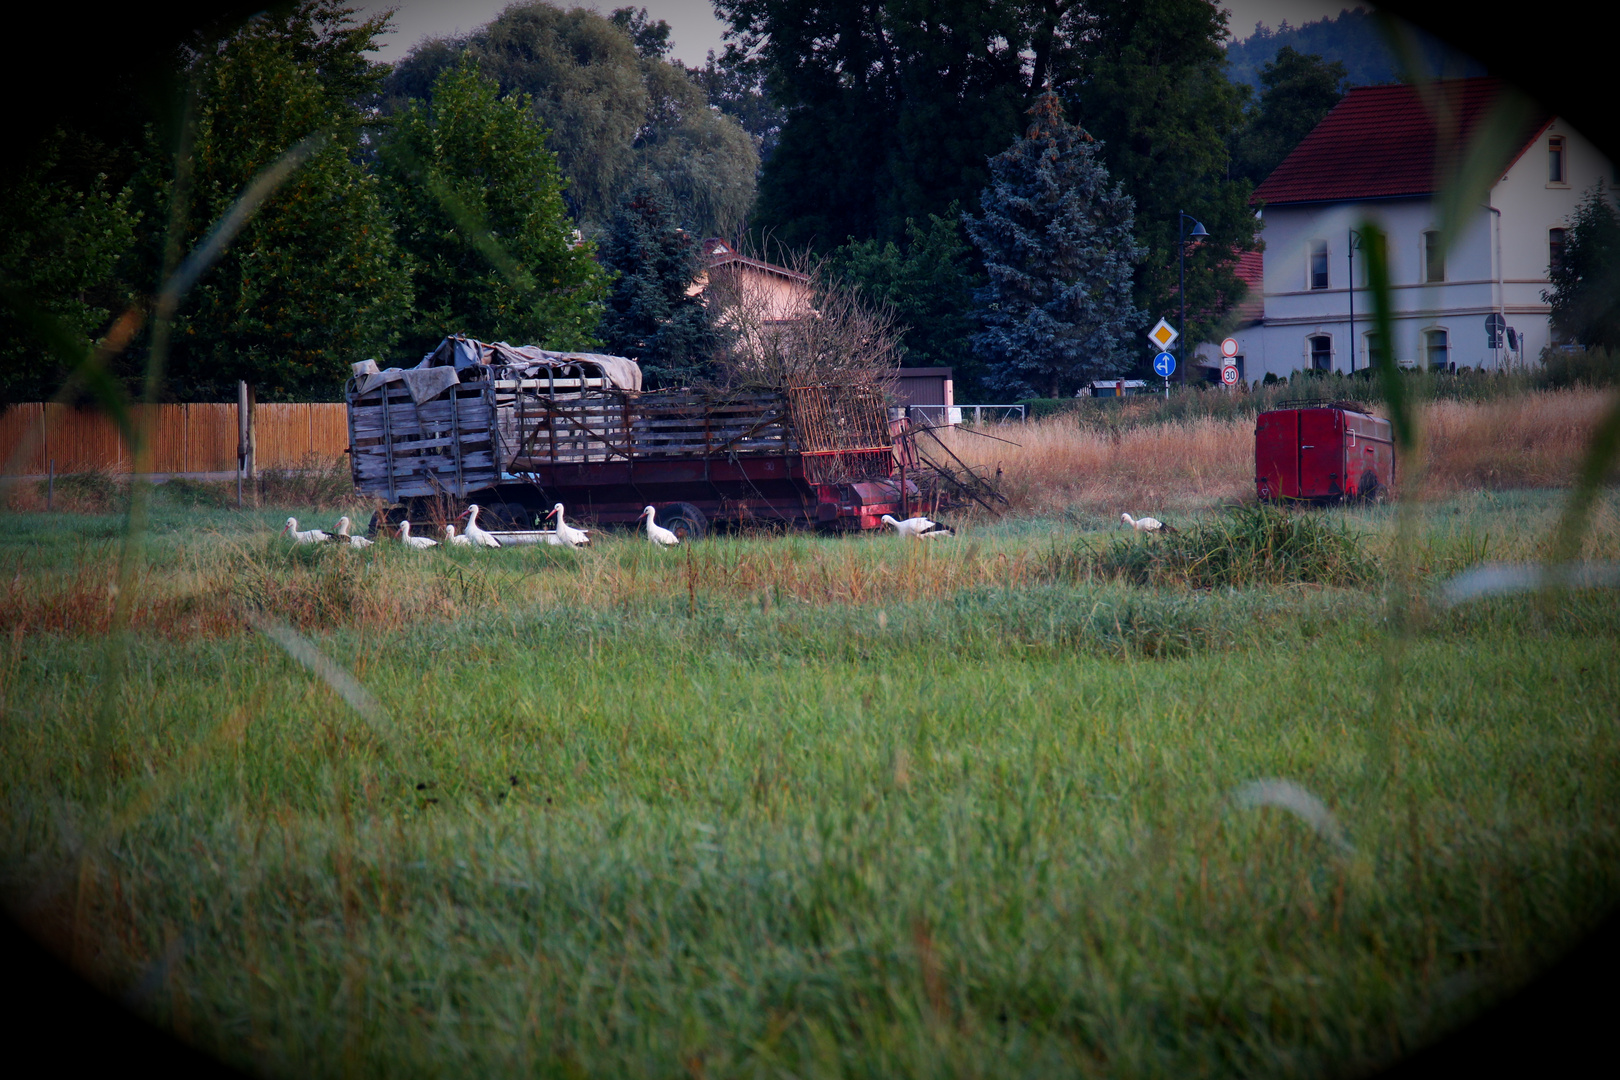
[1194,77,1614,382]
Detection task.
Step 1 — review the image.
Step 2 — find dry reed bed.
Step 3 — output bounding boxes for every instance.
[944,387,1617,511]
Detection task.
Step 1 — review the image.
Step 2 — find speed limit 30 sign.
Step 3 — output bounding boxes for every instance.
[1221,365,1239,386]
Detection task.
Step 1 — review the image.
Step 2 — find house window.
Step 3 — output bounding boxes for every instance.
[1549,137,1566,183]
[1310,335,1333,371]
[1310,241,1329,289]
[1364,331,1385,369]
[1423,231,1445,282]
[1425,328,1450,371]
[1549,228,1567,275]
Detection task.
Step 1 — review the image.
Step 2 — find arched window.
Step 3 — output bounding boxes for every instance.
[1309,335,1333,371]
[1425,328,1450,371]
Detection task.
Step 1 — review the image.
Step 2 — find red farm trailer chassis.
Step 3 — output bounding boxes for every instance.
[1255,400,1394,503]
[345,337,942,537]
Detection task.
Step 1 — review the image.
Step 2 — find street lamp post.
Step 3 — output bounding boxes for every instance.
[1348,229,1362,371]
[1178,212,1208,385]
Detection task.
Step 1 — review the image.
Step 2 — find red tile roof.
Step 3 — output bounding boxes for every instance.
[1252,77,1551,206]
[1232,248,1263,323]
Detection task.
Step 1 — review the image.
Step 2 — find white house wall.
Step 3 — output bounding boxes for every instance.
[1193,117,1614,383]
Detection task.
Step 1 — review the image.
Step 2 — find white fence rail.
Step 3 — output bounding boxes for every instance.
[896,404,1027,426]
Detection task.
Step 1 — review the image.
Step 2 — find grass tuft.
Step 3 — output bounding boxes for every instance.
[1054,503,1378,589]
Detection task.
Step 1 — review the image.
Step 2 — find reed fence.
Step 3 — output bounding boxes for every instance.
[0,402,348,475]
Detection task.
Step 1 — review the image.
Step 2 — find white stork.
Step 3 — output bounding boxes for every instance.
[444,523,473,546]
[459,504,503,548]
[543,503,591,547]
[397,519,439,549]
[880,514,955,539]
[1121,512,1177,534]
[281,517,333,544]
[638,505,680,547]
[333,516,373,548]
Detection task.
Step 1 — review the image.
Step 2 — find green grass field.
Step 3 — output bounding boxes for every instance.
[2,488,1619,1078]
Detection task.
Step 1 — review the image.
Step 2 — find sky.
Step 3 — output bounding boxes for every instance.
[355,0,1361,68]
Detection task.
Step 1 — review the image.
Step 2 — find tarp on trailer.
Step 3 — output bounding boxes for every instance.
[414,334,643,392]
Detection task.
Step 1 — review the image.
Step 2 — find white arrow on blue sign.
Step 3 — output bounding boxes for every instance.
[1153,351,1177,378]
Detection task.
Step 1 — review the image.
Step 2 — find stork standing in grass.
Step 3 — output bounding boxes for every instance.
[444,523,473,547]
[333,516,372,548]
[638,505,680,546]
[881,514,955,539]
[281,517,333,544]
[397,520,438,549]
[1121,512,1176,534]
[459,504,503,548]
[544,503,591,547]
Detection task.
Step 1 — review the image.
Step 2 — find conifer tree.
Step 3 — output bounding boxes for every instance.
[599,184,717,388]
[963,93,1144,400]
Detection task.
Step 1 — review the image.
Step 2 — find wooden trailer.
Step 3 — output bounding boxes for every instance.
[346,336,913,536]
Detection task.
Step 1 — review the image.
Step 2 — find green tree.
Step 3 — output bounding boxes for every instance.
[824,208,982,388]
[1066,0,1257,373]
[157,0,412,401]
[0,134,140,403]
[1545,185,1620,350]
[599,184,718,388]
[379,62,609,358]
[719,0,1049,251]
[685,43,786,165]
[1231,46,1347,185]
[609,6,672,60]
[964,94,1144,400]
[387,3,757,237]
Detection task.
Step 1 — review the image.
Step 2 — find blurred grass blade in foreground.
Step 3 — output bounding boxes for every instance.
[1230,779,1354,854]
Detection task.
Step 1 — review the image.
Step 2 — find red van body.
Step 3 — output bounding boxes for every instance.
[1255,403,1394,502]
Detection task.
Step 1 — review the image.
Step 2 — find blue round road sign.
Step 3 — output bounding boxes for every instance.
[1153,351,1177,378]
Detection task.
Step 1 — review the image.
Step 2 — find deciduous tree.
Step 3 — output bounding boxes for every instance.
[1545,185,1620,350]
[157,0,411,402]
[379,62,608,358]
[387,3,758,237]
[1066,0,1257,374]
[0,136,139,403]
[1231,46,1347,185]
[824,208,982,389]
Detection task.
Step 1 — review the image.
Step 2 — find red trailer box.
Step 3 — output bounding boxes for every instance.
[1255,401,1394,502]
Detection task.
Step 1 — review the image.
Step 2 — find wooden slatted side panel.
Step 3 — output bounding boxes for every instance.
[0,404,48,474]
[348,383,496,499]
[503,388,790,468]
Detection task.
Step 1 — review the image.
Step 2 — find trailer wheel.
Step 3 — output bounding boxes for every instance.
[657,502,709,540]
[1359,472,1382,504]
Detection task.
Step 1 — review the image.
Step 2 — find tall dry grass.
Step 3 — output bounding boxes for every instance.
[943,387,1617,513]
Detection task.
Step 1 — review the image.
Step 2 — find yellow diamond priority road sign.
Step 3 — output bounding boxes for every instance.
[1148,318,1179,351]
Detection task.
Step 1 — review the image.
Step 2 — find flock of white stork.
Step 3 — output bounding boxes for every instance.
[282,505,1173,548]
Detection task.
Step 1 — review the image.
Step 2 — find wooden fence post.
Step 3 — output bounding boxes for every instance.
[237,381,256,508]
